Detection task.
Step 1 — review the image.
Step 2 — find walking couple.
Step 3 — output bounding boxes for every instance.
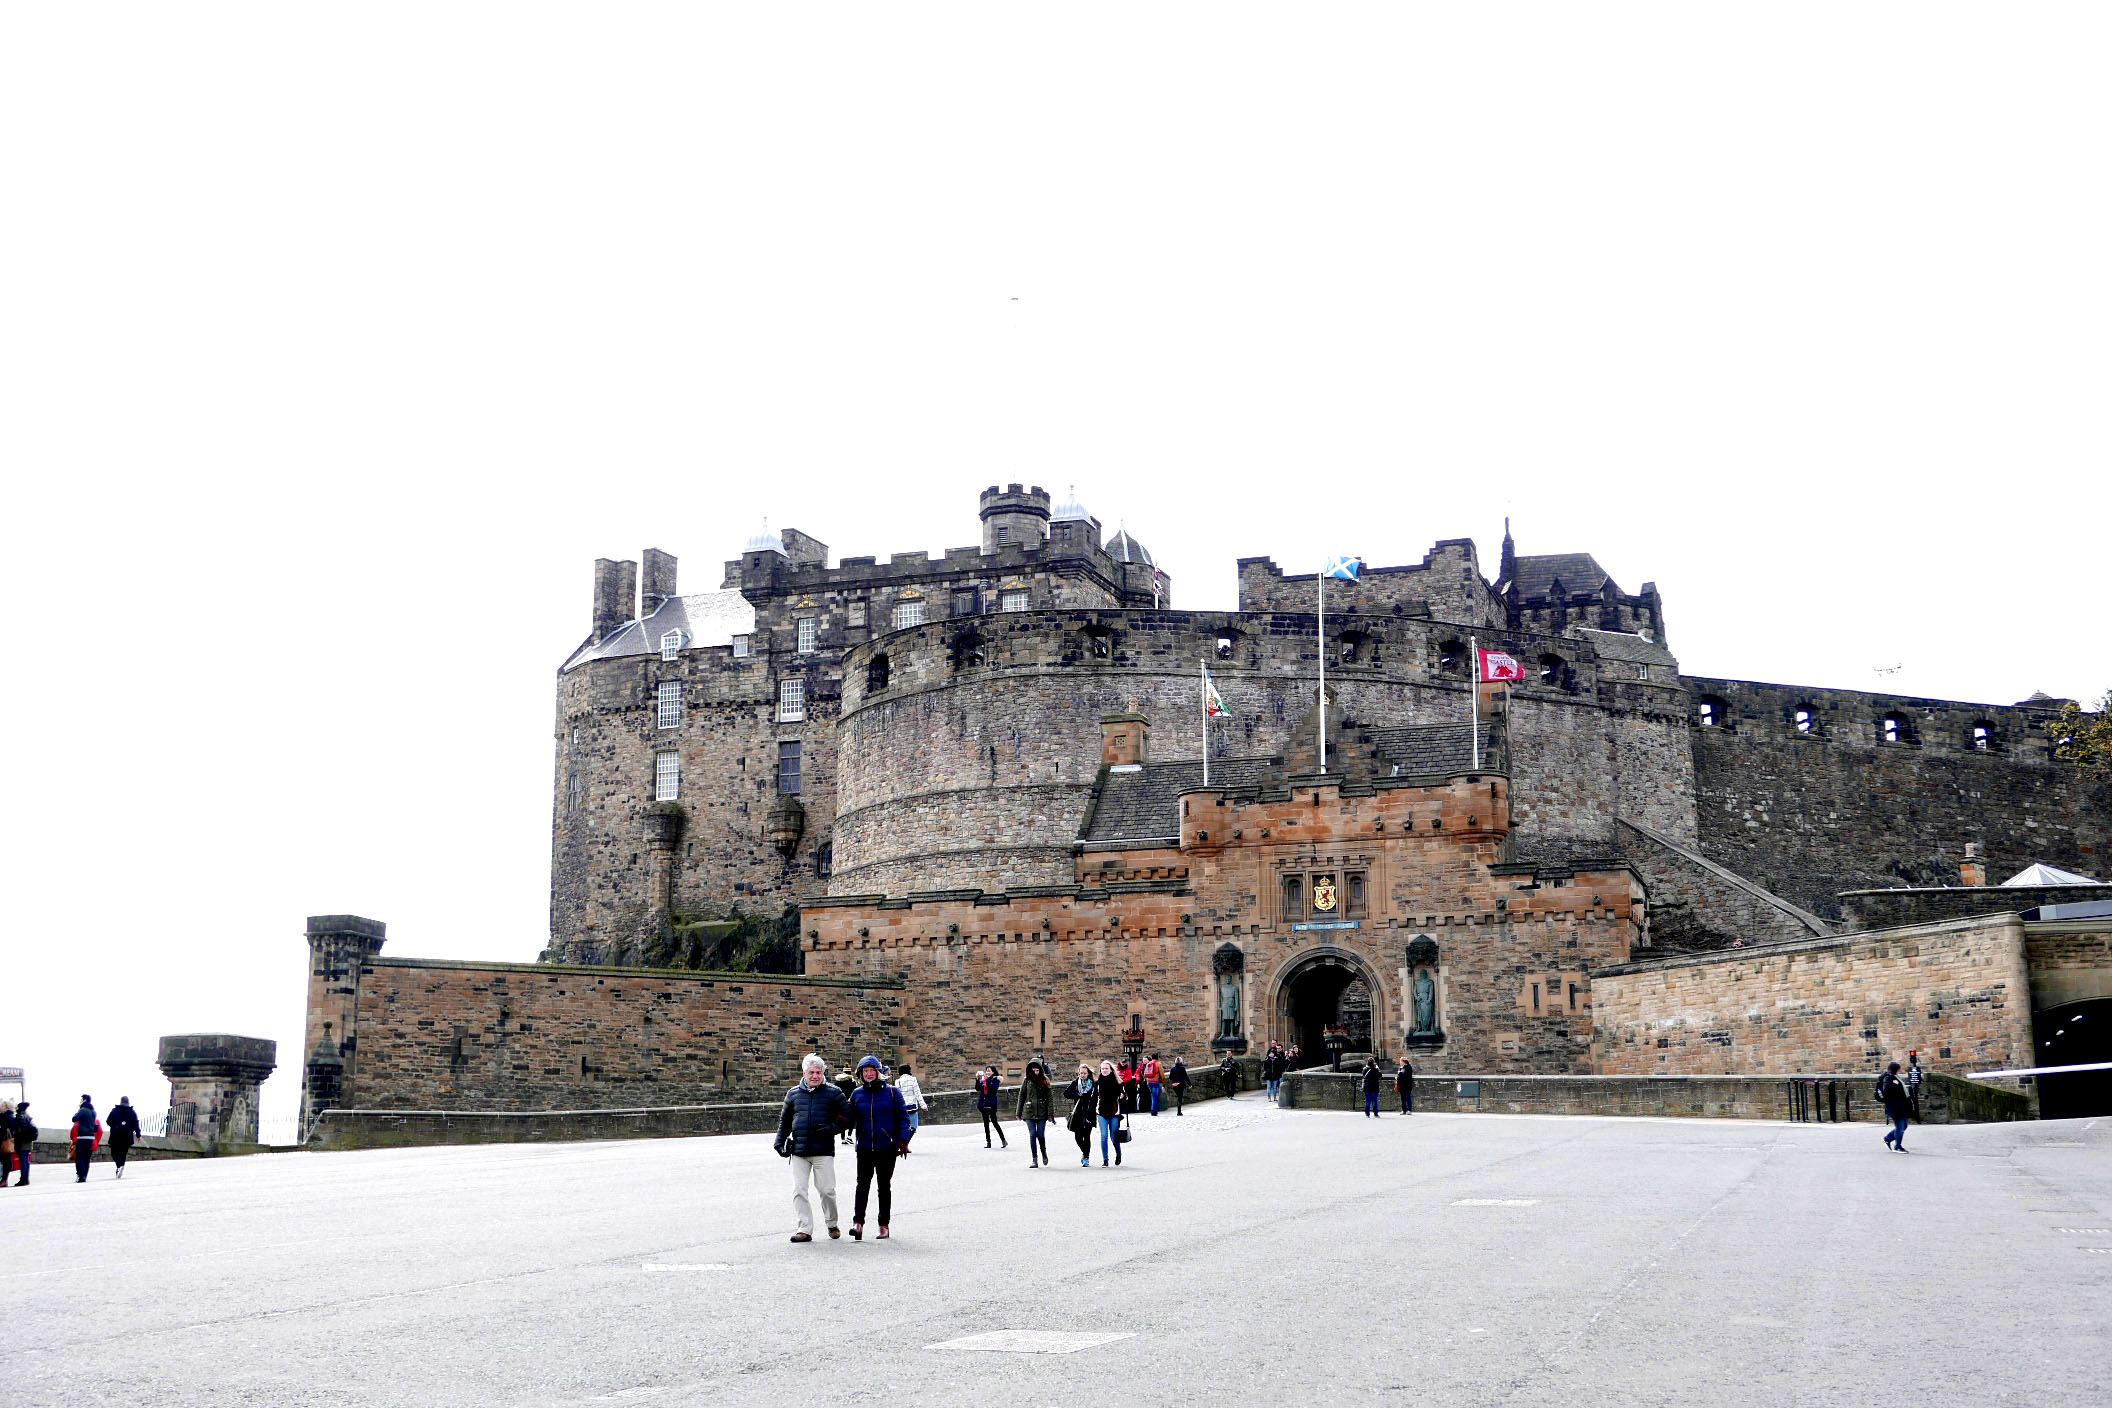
[1060,1060,1129,1168]
[776,1054,912,1243]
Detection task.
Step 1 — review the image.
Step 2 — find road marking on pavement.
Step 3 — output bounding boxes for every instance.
[2056,1228,2111,1235]
[2082,1249,2112,1255]
[927,1330,1135,1354]
[641,1263,733,1272]
[586,1391,667,1402]
[1452,1198,1540,1206]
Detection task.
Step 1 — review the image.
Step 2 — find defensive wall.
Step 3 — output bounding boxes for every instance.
[1686,677,2108,922]
[1839,882,2112,932]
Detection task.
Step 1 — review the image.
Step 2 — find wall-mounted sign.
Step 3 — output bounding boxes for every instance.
[1291,921,1360,932]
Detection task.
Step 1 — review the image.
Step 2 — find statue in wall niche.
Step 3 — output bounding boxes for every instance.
[1414,969,1437,1035]
[1219,972,1242,1038]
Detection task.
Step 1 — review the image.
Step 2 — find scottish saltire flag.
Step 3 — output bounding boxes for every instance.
[1204,671,1228,718]
[1321,555,1363,581]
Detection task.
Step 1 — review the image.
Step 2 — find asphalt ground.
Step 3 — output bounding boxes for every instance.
[9,1098,2108,1407]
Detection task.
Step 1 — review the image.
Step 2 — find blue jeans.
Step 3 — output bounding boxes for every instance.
[1026,1118,1048,1163]
[1364,1092,1379,1116]
[1149,1083,1163,1114]
[1097,1114,1121,1162]
[1887,1116,1908,1147]
[907,1110,920,1135]
[1267,1079,1281,1101]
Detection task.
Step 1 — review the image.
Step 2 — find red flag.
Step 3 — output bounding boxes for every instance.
[1478,648,1527,683]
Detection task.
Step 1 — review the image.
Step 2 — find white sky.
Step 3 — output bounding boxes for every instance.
[4,6,2107,1135]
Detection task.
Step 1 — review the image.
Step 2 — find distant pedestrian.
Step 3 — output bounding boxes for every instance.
[976,1066,1009,1150]
[1264,1044,1285,1103]
[70,1095,102,1183]
[1876,1062,1914,1153]
[848,1055,912,1241]
[1168,1056,1190,1116]
[0,1101,16,1188]
[1218,1051,1238,1099]
[833,1069,857,1145]
[106,1097,141,1177]
[1062,1063,1098,1167]
[775,1054,849,1242]
[8,1102,33,1185]
[1904,1052,1925,1120]
[894,1063,928,1150]
[1095,1060,1125,1168]
[1117,1059,1140,1115]
[1143,1053,1165,1116]
[1017,1059,1054,1167]
[1360,1057,1383,1117]
[1395,1057,1415,1114]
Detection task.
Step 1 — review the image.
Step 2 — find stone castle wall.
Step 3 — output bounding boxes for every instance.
[1687,678,2109,921]
[1591,914,2037,1079]
[2024,920,2112,1012]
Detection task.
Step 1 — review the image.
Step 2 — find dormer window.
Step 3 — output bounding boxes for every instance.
[659,631,684,661]
[656,681,682,729]
[796,618,817,654]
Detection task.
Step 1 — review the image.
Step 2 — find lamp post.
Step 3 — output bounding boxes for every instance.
[1121,1021,1146,1069]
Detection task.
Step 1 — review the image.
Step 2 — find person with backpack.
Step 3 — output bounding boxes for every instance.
[1218,1050,1239,1099]
[775,1054,850,1242]
[1167,1056,1190,1115]
[1876,1062,1915,1153]
[70,1096,103,1183]
[106,1097,142,1178]
[1360,1057,1383,1117]
[847,1055,911,1241]
[975,1066,1009,1150]
[1016,1059,1054,1167]
[1062,1063,1098,1167]
[1142,1053,1165,1116]
[1395,1057,1415,1114]
[8,1102,33,1185]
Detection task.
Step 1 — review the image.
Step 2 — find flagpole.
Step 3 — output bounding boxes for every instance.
[1469,635,1480,771]
[1318,570,1327,774]
[1200,657,1210,788]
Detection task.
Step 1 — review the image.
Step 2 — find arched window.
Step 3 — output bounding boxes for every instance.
[1970,721,1995,751]
[1438,639,1466,673]
[866,654,890,693]
[1697,697,1726,728]
[1215,632,1238,660]
[1880,713,1908,744]
[1792,706,1818,735]
[1538,654,1565,685]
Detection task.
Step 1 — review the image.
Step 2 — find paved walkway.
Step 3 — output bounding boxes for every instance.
[10,1100,2108,1406]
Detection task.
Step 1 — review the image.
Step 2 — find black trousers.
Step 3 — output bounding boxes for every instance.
[980,1108,1006,1145]
[74,1140,95,1180]
[1399,1084,1413,1113]
[854,1148,897,1226]
[1171,1084,1185,1113]
[1071,1120,1092,1159]
[110,1135,134,1169]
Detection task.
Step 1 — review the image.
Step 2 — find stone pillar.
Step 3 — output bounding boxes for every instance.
[643,808,685,932]
[158,1035,276,1149]
[300,914,386,1134]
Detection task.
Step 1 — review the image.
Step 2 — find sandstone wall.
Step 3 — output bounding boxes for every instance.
[2025,920,2112,1011]
[1591,915,2036,1078]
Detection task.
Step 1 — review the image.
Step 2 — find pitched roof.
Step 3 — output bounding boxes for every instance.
[1360,723,1478,776]
[1081,757,1278,844]
[1507,552,1617,601]
[2002,862,2103,887]
[561,590,757,672]
[1572,628,1679,670]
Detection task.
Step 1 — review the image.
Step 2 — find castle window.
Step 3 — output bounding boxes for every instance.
[1881,713,1907,744]
[654,751,680,802]
[1084,626,1113,659]
[848,601,867,628]
[892,600,924,631]
[565,768,582,815]
[1971,722,1994,751]
[952,634,987,670]
[796,618,817,654]
[732,634,751,658]
[1539,654,1564,685]
[777,740,802,795]
[1438,640,1465,673]
[1216,634,1236,660]
[1793,706,1817,735]
[1698,697,1725,728]
[778,678,805,722]
[1002,590,1029,613]
[815,840,832,877]
[866,654,890,693]
[1345,872,1368,918]
[659,631,684,661]
[656,681,683,729]
[1280,874,1303,921]
[953,588,980,618]
[1339,631,1368,664]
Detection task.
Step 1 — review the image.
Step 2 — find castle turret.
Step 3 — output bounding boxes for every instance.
[980,483,1051,554]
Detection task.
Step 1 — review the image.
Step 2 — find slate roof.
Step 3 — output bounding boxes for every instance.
[1572,628,1679,670]
[1081,757,1278,844]
[561,591,757,672]
[1362,723,1478,776]
[1506,552,1617,601]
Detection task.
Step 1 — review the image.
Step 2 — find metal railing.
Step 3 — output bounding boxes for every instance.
[1785,1078,1854,1122]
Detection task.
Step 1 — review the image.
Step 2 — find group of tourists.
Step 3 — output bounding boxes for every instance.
[775,1051,1207,1244]
[1357,1056,1416,1116]
[0,1095,141,1186]
[1258,1042,1304,1101]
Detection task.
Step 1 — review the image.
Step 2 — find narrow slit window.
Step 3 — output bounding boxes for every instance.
[656,681,683,729]
[654,751,680,801]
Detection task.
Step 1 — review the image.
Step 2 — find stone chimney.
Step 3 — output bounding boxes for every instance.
[592,558,638,643]
[640,548,678,617]
[1102,705,1149,766]
[1960,843,1986,887]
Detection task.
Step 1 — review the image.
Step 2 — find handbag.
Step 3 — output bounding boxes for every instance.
[1114,1117,1133,1145]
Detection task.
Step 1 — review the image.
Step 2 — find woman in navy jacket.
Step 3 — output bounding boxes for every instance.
[974,1066,1009,1150]
[848,1055,912,1239]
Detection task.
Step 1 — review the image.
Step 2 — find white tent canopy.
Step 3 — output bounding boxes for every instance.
[2001,862,2103,887]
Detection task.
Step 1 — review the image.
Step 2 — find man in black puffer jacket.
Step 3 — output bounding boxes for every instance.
[776,1055,851,1242]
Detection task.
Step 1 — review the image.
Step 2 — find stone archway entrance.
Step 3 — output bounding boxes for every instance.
[1277,948,1383,1068]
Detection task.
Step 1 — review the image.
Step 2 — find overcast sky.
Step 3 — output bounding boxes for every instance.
[4,6,2106,1136]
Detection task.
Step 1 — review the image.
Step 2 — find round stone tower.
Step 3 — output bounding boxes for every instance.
[979,483,1051,554]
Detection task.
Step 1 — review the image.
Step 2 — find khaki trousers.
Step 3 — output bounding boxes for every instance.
[789,1153,838,1234]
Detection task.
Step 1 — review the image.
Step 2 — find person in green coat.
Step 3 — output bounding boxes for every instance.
[1015,1059,1055,1168]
